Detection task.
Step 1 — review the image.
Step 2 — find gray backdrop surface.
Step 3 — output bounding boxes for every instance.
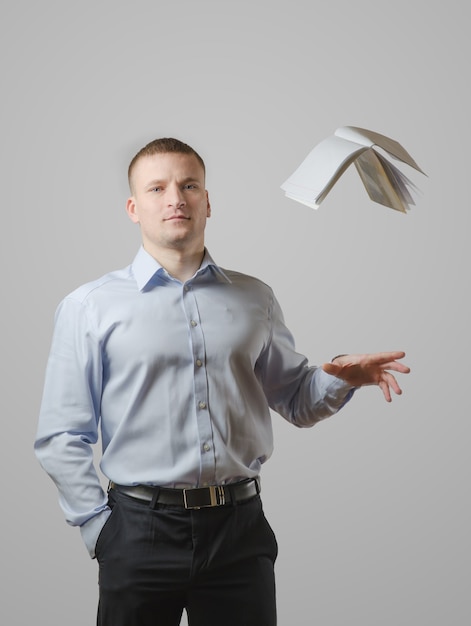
[1,1,469,624]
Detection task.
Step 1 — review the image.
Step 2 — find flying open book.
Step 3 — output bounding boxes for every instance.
[281,126,426,213]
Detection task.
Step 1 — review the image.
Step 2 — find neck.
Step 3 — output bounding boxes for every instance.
[146,245,205,282]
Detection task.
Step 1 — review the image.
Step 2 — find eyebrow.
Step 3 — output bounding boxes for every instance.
[145,176,201,188]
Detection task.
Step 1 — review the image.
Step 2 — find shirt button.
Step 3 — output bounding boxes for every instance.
[198,401,207,410]
[190,320,197,327]
[184,285,190,292]
[203,443,211,452]
[196,359,203,367]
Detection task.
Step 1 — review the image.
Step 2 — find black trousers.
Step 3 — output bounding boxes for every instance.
[96,488,278,626]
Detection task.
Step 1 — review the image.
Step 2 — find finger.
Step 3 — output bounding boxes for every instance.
[379,380,392,402]
[381,361,411,374]
[366,351,406,365]
[383,372,403,396]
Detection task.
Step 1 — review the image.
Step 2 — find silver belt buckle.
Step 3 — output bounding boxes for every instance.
[183,485,226,509]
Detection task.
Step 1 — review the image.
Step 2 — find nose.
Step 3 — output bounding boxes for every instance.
[167,183,186,208]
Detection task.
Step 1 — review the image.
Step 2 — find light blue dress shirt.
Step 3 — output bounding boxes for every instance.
[35,247,354,555]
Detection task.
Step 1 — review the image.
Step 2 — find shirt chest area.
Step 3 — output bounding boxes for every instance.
[94,282,272,369]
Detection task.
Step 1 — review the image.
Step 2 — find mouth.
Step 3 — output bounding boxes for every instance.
[165,215,190,221]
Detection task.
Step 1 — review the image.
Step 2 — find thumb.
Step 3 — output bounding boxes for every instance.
[322,362,341,376]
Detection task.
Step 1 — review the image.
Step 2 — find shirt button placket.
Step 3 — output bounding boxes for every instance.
[183,283,215,484]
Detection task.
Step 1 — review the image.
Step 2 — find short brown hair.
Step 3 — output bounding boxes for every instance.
[128,137,205,191]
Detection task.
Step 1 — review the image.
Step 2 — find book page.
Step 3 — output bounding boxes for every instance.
[378,154,418,206]
[336,126,425,173]
[354,150,408,212]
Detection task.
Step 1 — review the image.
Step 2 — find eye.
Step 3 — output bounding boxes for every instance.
[183,184,197,190]
[151,186,163,192]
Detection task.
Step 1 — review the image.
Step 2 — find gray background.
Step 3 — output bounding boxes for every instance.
[1,1,469,624]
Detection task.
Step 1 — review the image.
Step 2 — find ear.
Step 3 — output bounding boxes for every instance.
[206,191,211,218]
[126,197,140,224]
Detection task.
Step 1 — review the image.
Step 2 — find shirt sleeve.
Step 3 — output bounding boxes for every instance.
[34,296,110,553]
[257,292,356,427]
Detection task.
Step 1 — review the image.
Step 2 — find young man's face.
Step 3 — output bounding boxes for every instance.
[126,152,211,258]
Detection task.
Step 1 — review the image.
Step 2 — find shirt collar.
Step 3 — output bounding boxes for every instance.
[132,246,231,291]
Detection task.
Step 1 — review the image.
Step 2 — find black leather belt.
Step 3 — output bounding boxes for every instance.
[109,477,260,510]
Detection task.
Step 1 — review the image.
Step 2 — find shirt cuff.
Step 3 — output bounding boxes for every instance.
[321,369,357,407]
[80,507,111,559]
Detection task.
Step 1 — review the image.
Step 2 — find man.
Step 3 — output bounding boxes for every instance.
[35,137,409,626]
